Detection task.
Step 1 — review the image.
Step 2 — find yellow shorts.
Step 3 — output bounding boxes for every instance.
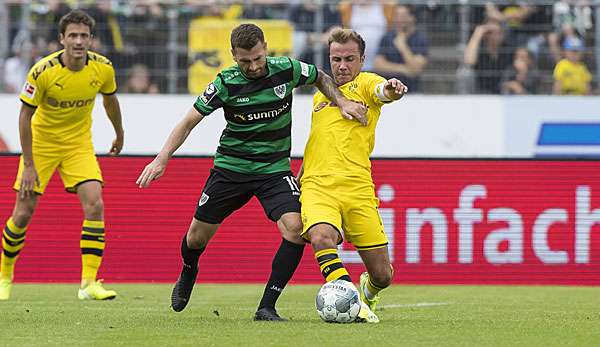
[300,176,388,250]
[13,147,103,194]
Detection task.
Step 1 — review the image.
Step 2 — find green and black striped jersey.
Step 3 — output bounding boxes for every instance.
[193,56,318,174]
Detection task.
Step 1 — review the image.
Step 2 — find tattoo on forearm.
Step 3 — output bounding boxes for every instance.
[318,73,344,103]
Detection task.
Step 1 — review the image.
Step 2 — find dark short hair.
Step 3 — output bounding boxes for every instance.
[396,4,415,16]
[230,23,265,50]
[328,28,366,57]
[59,10,95,36]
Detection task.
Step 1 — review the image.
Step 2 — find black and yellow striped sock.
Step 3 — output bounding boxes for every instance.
[364,277,385,299]
[365,264,394,299]
[315,248,351,282]
[1,218,27,280]
[80,220,105,282]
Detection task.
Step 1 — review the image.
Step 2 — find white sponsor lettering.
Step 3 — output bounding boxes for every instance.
[575,186,600,263]
[404,184,598,265]
[454,185,485,263]
[242,102,290,121]
[484,208,523,264]
[327,183,597,266]
[406,208,447,263]
[533,208,568,263]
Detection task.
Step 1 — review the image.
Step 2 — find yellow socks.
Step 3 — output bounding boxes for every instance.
[364,264,394,300]
[1,218,27,280]
[80,220,105,283]
[315,248,352,282]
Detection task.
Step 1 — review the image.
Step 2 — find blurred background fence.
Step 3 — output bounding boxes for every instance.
[0,0,598,95]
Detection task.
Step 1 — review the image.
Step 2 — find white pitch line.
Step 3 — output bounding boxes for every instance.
[141,302,454,312]
[380,302,452,309]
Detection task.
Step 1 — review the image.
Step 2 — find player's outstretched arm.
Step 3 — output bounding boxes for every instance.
[136,107,204,188]
[18,104,40,198]
[379,78,408,102]
[313,69,368,126]
[103,94,125,156]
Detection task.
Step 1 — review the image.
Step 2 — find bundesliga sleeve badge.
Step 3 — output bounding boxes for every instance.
[200,83,218,105]
[22,82,37,99]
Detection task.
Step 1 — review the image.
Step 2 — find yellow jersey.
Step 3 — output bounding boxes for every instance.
[553,59,591,95]
[301,72,389,183]
[19,50,117,152]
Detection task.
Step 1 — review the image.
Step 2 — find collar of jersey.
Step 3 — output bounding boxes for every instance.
[57,51,90,68]
[337,73,361,88]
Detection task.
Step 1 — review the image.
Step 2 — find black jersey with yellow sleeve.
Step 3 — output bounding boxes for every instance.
[19,50,117,151]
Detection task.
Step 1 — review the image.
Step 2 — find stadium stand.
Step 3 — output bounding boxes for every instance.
[0,1,597,95]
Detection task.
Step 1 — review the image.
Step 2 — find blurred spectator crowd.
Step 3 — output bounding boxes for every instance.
[0,0,597,95]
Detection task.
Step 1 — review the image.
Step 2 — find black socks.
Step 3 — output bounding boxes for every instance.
[258,238,305,310]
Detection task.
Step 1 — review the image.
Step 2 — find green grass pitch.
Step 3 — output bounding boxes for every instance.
[1,284,598,346]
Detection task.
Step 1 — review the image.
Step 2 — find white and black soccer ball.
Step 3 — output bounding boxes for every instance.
[315,280,361,323]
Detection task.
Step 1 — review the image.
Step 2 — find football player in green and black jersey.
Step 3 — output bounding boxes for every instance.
[136,23,367,321]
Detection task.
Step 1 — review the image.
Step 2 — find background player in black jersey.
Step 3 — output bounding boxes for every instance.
[136,23,366,321]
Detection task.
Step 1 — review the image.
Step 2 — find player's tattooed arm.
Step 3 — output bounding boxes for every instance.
[314,69,367,126]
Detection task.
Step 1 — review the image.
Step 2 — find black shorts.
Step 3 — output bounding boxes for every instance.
[194,167,301,224]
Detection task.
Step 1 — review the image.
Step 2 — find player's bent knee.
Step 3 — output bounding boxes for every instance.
[285,219,303,235]
[83,198,104,219]
[308,228,338,249]
[280,220,303,241]
[187,221,218,248]
[187,230,211,248]
[278,213,303,234]
[12,199,36,226]
[12,209,34,227]
[370,268,393,288]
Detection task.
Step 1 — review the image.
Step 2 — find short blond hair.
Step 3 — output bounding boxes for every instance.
[328,28,366,57]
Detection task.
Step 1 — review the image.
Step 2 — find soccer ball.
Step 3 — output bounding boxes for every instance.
[315,280,361,323]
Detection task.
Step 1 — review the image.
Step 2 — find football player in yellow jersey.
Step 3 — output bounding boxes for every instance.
[299,28,407,323]
[0,10,124,300]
